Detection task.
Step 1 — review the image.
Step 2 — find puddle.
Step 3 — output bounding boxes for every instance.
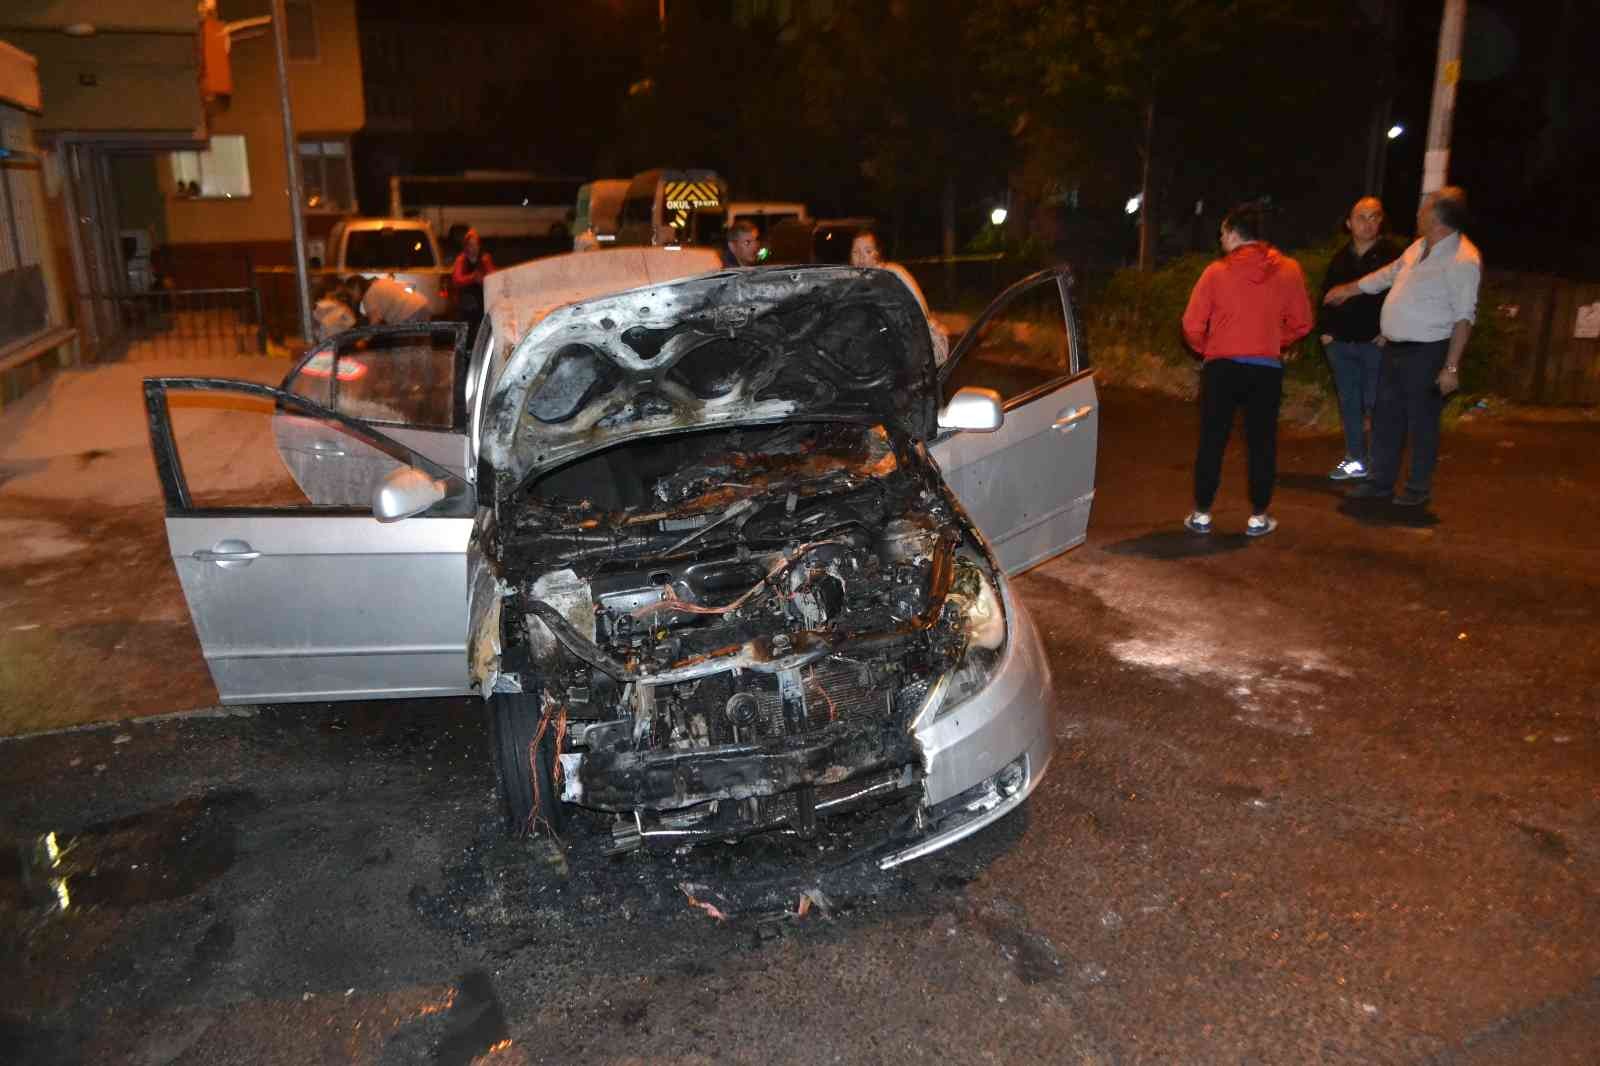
[4,789,259,914]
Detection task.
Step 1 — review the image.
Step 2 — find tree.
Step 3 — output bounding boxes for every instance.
[978,0,1346,269]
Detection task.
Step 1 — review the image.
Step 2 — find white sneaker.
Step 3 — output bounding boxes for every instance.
[1329,458,1368,481]
[1184,510,1213,534]
[1246,514,1278,537]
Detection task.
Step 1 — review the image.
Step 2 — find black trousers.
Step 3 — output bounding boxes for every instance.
[1194,358,1284,514]
[1369,339,1449,496]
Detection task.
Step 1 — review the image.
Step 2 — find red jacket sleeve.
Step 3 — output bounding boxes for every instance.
[451,254,473,287]
[1279,260,1313,349]
[1182,266,1216,354]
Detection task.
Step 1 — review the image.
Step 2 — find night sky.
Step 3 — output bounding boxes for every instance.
[353,0,1598,277]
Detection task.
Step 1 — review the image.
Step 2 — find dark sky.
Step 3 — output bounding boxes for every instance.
[351,0,1597,276]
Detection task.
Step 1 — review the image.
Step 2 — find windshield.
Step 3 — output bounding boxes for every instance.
[344,230,437,269]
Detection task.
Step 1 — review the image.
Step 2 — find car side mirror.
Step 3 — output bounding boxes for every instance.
[937,386,1004,432]
[373,466,447,522]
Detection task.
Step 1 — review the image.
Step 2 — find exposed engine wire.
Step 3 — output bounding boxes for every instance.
[629,538,849,622]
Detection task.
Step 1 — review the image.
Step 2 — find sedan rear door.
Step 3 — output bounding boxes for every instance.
[930,267,1098,575]
[146,377,474,704]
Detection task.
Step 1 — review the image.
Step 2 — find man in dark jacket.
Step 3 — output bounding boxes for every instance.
[721,219,761,267]
[1180,203,1313,538]
[1318,197,1400,480]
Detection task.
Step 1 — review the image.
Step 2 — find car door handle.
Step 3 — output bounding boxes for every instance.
[310,439,347,458]
[1052,405,1094,431]
[192,540,261,568]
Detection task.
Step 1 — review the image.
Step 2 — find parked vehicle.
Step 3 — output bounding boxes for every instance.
[389,172,583,244]
[325,217,450,318]
[572,179,630,250]
[143,250,1098,868]
[613,168,729,247]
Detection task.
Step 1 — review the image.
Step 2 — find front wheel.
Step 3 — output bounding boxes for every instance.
[487,691,564,835]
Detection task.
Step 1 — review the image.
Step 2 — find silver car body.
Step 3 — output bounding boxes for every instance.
[146,248,1098,865]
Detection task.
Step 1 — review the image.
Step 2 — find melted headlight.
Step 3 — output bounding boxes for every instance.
[910,559,1008,728]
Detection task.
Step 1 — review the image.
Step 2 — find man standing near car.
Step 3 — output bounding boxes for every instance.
[1181,203,1313,538]
[1318,197,1399,482]
[1324,186,1480,507]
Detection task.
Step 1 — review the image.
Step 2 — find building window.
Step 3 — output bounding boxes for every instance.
[1,158,51,350]
[286,0,318,60]
[171,134,251,199]
[298,138,352,212]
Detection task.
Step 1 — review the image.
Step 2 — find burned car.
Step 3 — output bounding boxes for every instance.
[145,248,1098,867]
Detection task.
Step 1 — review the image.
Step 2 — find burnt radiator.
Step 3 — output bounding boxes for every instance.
[650,655,914,748]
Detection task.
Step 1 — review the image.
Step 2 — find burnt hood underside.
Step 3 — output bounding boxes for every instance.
[481,266,939,496]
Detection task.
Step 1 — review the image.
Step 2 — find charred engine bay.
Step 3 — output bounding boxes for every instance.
[493,421,1004,846]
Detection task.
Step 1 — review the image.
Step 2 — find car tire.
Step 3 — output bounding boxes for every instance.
[487,691,565,836]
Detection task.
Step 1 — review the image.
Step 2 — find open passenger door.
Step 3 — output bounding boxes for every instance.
[930,267,1098,575]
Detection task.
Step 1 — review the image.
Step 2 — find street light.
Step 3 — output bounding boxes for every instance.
[989,206,1008,226]
[1387,123,1404,140]
[1125,194,1142,216]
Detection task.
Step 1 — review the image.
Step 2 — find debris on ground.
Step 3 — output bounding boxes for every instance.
[679,882,729,922]
[796,887,833,920]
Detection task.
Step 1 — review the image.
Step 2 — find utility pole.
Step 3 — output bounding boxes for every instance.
[1421,0,1466,197]
[270,0,313,344]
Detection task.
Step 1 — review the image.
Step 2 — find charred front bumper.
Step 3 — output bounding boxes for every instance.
[559,720,920,811]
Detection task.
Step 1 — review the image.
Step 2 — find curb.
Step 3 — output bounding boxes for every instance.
[0,704,259,744]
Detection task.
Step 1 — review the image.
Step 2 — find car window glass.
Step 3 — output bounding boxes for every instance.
[286,327,459,430]
[343,229,436,268]
[942,279,1074,405]
[165,387,412,511]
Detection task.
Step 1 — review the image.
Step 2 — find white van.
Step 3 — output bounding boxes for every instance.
[572,179,630,251]
[389,172,583,244]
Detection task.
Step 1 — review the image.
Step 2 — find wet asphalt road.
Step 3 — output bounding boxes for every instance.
[3,387,1599,1065]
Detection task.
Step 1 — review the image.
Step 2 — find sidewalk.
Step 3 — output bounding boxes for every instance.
[0,356,288,735]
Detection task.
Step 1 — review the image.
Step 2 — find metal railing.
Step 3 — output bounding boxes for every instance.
[84,287,266,361]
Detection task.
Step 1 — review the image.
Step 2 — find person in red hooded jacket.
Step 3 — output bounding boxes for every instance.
[1180,203,1313,538]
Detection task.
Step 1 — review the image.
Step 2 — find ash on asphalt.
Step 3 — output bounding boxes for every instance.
[413,788,1023,948]
[3,697,1024,953]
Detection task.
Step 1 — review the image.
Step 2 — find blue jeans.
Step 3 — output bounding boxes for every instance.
[1369,339,1450,496]
[1327,339,1382,463]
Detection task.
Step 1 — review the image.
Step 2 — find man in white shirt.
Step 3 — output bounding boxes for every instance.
[1324,186,1480,507]
[346,274,431,326]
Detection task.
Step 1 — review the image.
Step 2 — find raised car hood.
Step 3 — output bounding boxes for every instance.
[480,265,938,495]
